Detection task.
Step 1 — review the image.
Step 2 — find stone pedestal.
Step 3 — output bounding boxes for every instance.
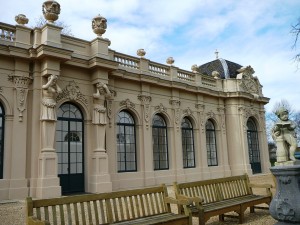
[270,164,300,224]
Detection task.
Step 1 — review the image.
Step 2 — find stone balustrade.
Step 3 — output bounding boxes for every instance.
[0,22,15,42]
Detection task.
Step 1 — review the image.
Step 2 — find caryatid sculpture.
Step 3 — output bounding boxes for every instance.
[271,106,298,163]
[41,74,62,121]
[92,82,111,125]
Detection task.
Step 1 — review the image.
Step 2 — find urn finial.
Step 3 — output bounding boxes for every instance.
[15,14,29,26]
[92,14,107,37]
[191,64,198,73]
[42,1,61,23]
[137,49,146,58]
[166,57,175,66]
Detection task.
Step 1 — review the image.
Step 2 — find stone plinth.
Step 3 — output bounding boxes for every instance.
[270,164,300,224]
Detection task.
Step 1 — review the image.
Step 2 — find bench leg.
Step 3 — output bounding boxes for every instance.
[250,206,255,213]
[219,214,225,222]
[198,211,206,225]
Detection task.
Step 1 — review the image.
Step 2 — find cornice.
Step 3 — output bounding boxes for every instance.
[31,44,73,61]
[88,57,119,71]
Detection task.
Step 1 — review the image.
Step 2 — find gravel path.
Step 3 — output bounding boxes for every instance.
[0,173,277,225]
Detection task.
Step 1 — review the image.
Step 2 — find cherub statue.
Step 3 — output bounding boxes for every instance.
[41,74,62,120]
[271,107,297,162]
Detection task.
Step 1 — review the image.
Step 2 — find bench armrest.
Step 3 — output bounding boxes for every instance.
[27,216,50,225]
[164,196,193,205]
[248,183,273,197]
[177,194,204,203]
[248,183,273,189]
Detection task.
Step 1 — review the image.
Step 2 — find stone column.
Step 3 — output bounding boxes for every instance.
[36,74,61,198]
[89,82,112,193]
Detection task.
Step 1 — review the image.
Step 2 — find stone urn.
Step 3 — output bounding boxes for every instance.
[42,0,61,23]
[191,64,198,73]
[166,57,175,65]
[92,14,107,37]
[137,49,146,58]
[15,14,29,26]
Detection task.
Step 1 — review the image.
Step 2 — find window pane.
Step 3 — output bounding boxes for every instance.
[152,114,169,170]
[117,111,137,172]
[206,120,218,166]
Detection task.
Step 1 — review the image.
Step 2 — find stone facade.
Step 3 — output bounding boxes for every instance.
[0,13,270,200]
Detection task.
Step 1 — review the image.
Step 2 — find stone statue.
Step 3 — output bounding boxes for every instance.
[41,74,61,121]
[271,106,297,162]
[92,82,111,125]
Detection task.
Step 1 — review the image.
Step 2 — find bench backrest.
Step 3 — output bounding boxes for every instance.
[26,185,171,225]
[174,174,252,204]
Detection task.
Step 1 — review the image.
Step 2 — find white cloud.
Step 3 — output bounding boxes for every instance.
[1,0,300,111]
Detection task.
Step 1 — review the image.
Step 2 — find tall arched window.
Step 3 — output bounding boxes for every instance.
[0,103,4,179]
[152,114,169,170]
[56,103,84,194]
[117,111,137,172]
[247,118,261,174]
[206,119,218,166]
[181,117,195,168]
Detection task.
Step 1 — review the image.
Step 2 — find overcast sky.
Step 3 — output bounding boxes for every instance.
[1,0,300,112]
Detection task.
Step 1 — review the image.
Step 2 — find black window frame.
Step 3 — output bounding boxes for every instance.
[0,103,4,179]
[206,119,218,166]
[117,110,137,172]
[152,114,169,170]
[181,117,195,168]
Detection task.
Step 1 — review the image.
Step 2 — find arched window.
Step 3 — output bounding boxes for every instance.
[206,119,218,166]
[181,117,195,168]
[56,103,84,193]
[117,111,137,172]
[247,118,261,174]
[0,103,4,179]
[152,114,169,170]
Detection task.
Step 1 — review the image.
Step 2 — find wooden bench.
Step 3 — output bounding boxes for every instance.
[173,174,273,225]
[26,184,192,225]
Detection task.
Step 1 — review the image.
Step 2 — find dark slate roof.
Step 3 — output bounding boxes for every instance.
[197,58,242,79]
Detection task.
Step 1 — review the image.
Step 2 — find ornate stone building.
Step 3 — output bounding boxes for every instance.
[0,2,270,200]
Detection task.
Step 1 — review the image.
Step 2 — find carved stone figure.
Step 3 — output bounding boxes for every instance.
[41,74,61,121]
[92,82,111,125]
[271,107,297,162]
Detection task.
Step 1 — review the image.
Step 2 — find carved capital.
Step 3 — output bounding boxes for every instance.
[8,75,32,121]
[138,94,152,104]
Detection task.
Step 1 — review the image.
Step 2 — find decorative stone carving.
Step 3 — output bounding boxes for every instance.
[238,106,259,132]
[42,1,61,23]
[166,57,175,66]
[218,107,226,134]
[212,71,220,79]
[169,99,180,126]
[138,95,152,126]
[206,110,216,119]
[155,103,167,113]
[120,99,135,109]
[237,65,261,96]
[56,81,88,107]
[92,82,111,125]
[137,49,146,58]
[15,14,29,26]
[41,74,61,121]
[183,107,193,116]
[106,99,113,127]
[195,103,205,111]
[191,64,198,73]
[8,75,32,121]
[271,107,297,163]
[92,14,107,37]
